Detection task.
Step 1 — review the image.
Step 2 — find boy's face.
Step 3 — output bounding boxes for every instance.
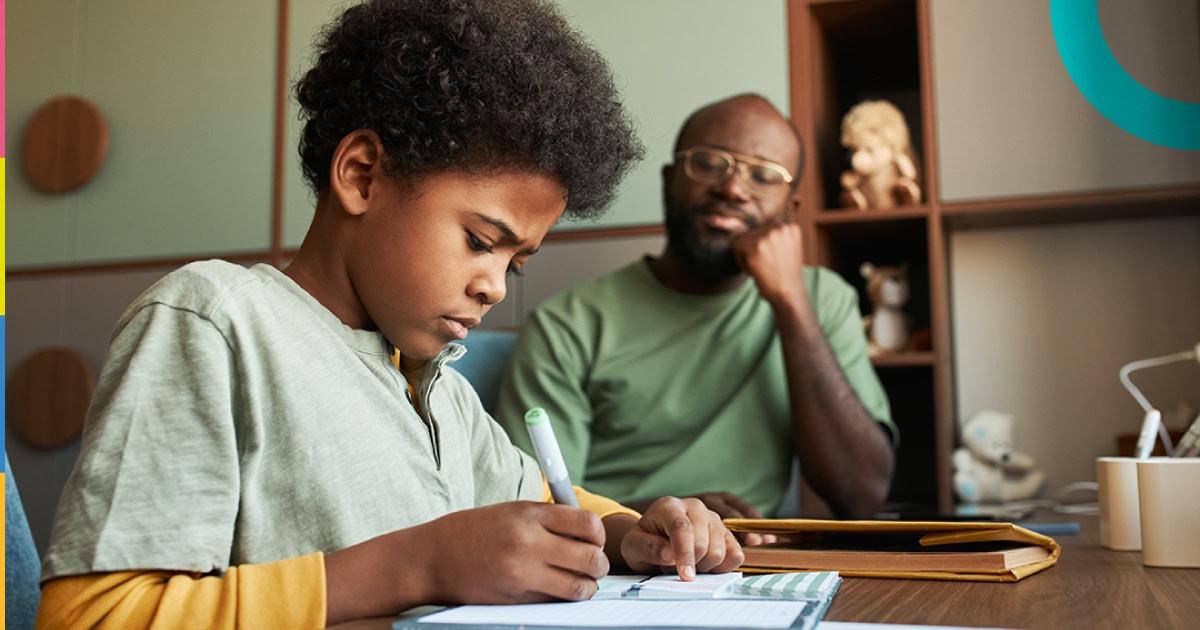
[346,171,565,360]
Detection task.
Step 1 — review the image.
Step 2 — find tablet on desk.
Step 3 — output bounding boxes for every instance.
[874,508,1080,536]
[875,504,1034,522]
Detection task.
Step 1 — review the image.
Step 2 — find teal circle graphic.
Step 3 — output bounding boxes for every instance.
[1050,0,1200,151]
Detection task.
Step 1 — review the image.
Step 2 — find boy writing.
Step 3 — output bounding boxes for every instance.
[36,1,742,627]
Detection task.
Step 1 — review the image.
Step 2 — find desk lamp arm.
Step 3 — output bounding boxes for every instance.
[1119,343,1199,458]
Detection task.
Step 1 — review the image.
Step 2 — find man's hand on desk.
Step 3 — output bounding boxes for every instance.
[690,492,778,546]
[623,492,778,546]
[617,496,744,579]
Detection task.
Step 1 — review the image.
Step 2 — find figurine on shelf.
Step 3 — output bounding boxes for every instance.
[861,262,910,356]
[839,100,921,210]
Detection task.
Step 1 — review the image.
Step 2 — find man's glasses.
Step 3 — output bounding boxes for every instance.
[675,146,794,197]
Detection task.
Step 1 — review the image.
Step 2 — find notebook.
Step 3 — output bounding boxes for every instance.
[398,599,825,630]
[743,541,1050,573]
[725,518,1060,582]
[394,572,841,630]
[593,571,842,601]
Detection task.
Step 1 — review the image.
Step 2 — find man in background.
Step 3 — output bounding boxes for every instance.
[498,94,896,532]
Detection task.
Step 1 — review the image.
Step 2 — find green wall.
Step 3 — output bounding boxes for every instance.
[6,0,277,267]
[282,0,790,246]
[6,0,789,267]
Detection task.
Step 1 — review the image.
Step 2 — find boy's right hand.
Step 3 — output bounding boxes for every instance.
[424,501,608,604]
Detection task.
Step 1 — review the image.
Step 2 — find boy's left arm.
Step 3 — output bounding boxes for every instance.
[551,483,742,579]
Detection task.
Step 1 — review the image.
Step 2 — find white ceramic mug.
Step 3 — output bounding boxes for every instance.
[1096,456,1141,551]
[1137,457,1200,568]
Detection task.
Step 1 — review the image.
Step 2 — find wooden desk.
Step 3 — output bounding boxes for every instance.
[334,514,1200,629]
[824,514,1199,628]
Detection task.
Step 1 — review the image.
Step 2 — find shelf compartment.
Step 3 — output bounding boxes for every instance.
[878,366,939,506]
[797,0,924,213]
[812,217,933,344]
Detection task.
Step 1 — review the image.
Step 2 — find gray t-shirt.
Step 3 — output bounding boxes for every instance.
[42,261,542,582]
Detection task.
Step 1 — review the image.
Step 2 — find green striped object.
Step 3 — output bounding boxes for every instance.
[732,571,841,600]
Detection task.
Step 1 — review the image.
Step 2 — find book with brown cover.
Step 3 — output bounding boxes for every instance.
[744,541,1050,573]
[724,519,1061,583]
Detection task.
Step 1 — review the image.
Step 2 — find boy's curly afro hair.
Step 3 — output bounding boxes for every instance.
[295,0,643,219]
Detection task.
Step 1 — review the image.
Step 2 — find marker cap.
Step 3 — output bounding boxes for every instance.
[525,407,549,426]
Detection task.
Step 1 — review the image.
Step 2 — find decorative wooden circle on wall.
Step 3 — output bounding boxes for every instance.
[21,95,110,193]
[7,347,96,450]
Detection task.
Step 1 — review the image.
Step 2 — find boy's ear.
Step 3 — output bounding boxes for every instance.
[329,130,385,217]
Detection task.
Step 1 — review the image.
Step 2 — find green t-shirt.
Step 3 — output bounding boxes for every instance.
[497,259,893,514]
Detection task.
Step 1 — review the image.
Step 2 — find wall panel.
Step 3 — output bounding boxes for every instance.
[930,0,1200,203]
[6,0,277,268]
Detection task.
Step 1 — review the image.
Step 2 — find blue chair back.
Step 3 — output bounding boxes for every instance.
[452,329,519,415]
[6,453,41,630]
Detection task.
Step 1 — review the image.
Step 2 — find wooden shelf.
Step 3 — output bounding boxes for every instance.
[814,205,932,225]
[871,352,936,368]
[941,185,1200,230]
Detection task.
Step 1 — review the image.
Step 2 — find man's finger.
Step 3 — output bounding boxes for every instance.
[720,494,763,519]
[736,531,767,547]
[709,500,746,520]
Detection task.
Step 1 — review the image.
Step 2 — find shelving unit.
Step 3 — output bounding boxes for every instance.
[788,0,1200,513]
[789,0,951,512]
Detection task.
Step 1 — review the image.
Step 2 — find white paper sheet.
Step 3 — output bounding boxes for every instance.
[418,599,812,628]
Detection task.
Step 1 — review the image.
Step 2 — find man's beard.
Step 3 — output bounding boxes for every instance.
[663,197,755,279]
